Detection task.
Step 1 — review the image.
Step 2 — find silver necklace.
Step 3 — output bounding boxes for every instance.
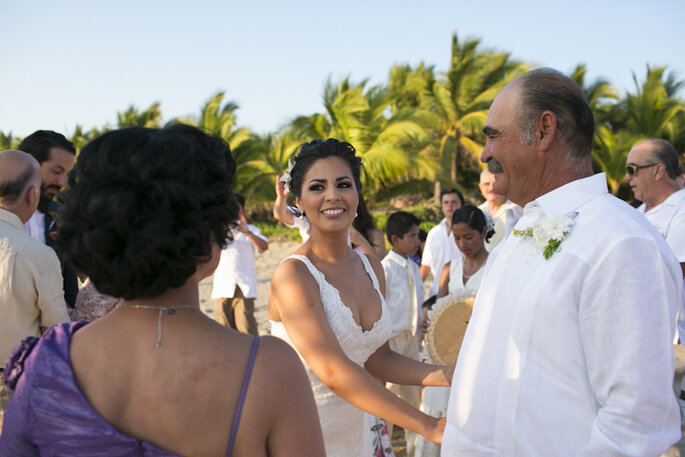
[117,304,198,348]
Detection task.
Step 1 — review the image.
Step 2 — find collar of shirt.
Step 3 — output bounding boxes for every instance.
[505,173,608,231]
[640,187,685,214]
[386,249,410,268]
[0,208,24,231]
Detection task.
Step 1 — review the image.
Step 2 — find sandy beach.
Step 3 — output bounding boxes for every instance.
[200,240,301,335]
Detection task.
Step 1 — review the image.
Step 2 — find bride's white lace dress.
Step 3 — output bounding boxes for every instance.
[271,252,392,457]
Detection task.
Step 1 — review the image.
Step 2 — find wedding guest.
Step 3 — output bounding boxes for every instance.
[18,130,78,307]
[381,211,424,454]
[477,169,514,251]
[269,139,452,457]
[441,68,682,456]
[625,139,684,276]
[420,189,463,297]
[1,126,324,457]
[274,173,311,242]
[0,150,69,418]
[212,194,268,335]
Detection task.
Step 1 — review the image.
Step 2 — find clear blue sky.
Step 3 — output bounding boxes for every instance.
[1,0,683,139]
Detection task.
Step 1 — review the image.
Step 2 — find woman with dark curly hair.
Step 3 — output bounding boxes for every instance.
[268,138,452,457]
[0,125,325,457]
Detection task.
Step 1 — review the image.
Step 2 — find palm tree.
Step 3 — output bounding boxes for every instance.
[422,34,528,187]
[0,131,21,149]
[624,65,684,141]
[116,103,163,128]
[570,64,619,125]
[593,125,643,196]
[67,124,101,153]
[286,77,437,198]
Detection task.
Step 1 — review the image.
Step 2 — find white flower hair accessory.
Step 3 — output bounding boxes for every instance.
[513,212,576,260]
[280,159,295,190]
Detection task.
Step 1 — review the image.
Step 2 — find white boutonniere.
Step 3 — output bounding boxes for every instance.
[513,213,576,260]
[279,159,295,190]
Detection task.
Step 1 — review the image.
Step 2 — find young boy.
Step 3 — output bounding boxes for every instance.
[381,211,424,455]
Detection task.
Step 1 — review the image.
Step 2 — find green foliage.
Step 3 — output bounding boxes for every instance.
[14,33,682,211]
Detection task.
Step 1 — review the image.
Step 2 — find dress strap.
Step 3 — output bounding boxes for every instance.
[226,336,260,457]
[282,254,325,284]
[356,252,383,298]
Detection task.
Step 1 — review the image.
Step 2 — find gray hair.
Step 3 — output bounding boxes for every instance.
[0,164,37,205]
[516,68,595,159]
[641,139,680,180]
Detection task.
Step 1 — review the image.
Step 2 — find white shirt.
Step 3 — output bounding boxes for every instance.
[211,224,267,299]
[442,173,682,457]
[638,188,685,343]
[381,249,424,338]
[0,208,69,363]
[638,188,685,262]
[24,210,46,244]
[421,220,462,297]
[479,200,515,252]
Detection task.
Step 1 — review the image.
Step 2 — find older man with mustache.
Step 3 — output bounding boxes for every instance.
[441,69,682,457]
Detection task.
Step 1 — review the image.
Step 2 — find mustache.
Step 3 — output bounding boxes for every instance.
[487,159,503,174]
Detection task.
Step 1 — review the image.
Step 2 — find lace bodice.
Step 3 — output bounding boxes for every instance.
[270,251,392,457]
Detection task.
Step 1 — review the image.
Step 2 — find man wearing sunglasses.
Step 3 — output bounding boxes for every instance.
[626,139,685,275]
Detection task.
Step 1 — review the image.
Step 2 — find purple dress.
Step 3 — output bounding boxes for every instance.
[0,322,258,457]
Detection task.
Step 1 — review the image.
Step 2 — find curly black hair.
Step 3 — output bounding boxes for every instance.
[56,124,238,300]
[288,138,362,198]
[451,205,495,242]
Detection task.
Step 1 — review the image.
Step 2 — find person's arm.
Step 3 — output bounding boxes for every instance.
[256,336,326,457]
[237,212,268,253]
[349,227,386,260]
[574,237,681,456]
[663,205,685,279]
[436,262,451,299]
[32,249,69,329]
[273,175,295,227]
[270,260,445,443]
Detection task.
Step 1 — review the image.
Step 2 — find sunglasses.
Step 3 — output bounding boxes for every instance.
[626,162,658,176]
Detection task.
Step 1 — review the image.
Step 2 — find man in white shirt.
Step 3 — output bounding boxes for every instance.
[442,69,681,457]
[0,150,70,413]
[477,169,514,252]
[625,139,685,275]
[211,194,268,335]
[420,188,463,297]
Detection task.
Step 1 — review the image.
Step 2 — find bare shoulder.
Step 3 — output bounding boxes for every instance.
[250,336,309,395]
[271,257,317,294]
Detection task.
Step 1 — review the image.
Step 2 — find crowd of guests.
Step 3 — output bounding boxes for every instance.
[0,67,684,457]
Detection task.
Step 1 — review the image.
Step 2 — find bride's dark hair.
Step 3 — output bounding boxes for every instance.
[288,139,362,199]
[451,205,495,242]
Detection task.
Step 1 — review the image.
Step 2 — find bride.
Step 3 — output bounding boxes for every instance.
[268,139,451,457]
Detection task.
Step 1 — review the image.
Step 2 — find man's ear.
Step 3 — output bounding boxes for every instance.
[537,110,558,151]
[653,163,666,181]
[25,184,38,210]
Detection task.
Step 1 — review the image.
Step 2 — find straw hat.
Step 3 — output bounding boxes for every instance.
[426,295,475,365]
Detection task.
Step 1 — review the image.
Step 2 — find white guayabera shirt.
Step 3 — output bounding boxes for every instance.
[442,173,682,457]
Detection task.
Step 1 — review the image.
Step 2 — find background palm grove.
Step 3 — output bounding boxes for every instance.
[4,34,683,225]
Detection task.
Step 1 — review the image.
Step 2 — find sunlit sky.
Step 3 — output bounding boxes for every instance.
[1,0,683,139]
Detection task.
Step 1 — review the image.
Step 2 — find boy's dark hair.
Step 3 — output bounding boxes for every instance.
[385,211,421,243]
